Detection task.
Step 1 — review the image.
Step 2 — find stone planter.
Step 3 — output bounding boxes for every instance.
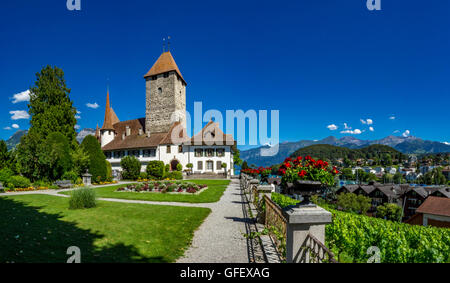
[286,180,325,207]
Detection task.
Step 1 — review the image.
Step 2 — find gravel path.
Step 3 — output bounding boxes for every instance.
[177,179,249,263]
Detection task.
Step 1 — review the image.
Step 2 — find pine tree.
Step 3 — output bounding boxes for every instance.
[28,65,77,147]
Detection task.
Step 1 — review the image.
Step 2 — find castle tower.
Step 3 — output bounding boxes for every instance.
[143,51,187,135]
[100,91,119,147]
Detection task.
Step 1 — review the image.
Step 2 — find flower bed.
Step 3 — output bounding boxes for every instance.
[3,186,52,193]
[92,181,118,186]
[116,181,207,194]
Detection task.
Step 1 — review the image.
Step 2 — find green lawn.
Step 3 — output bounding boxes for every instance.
[61,179,231,203]
[0,194,210,263]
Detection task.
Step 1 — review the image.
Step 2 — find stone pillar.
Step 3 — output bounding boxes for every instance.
[249,179,259,201]
[284,205,332,263]
[82,171,92,187]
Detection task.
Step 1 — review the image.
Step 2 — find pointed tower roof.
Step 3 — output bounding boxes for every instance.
[143,51,186,84]
[101,91,119,130]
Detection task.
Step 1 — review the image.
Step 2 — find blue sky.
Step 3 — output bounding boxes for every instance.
[1,0,449,150]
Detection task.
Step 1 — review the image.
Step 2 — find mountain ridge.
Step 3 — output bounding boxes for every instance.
[240,135,450,167]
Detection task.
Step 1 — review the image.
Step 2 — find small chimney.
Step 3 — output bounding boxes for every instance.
[126,126,131,136]
[139,128,143,136]
[122,133,125,140]
[147,131,151,138]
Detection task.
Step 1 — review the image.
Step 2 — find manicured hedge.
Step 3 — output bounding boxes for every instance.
[146,161,165,180]
[120,156,141,180]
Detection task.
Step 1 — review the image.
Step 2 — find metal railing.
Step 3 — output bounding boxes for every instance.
[299,233,337,263]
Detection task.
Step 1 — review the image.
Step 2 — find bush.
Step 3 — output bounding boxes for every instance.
[69,188,97,209]
[62,171,79,184]
[140,172,148,179]
[146,161,165,180]
[106,161,112,180]
[7,175,31,189]
[164,171,183,180]
[271,192,299,208]
[165,164,170,173]
[337,193,371,214]
[81,135,107,182]
[376,203,402,222]
[33,180,51,187]
[176,163,183,172]
[0,167,14,184]
[120,156,141,180]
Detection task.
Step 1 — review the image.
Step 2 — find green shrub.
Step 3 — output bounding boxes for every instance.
[176,163,183,172]
[146,161,165,180]
[33,180,51,187]
[120,156,141,180]
[165,164,170,173]
[376,203,402,222]
[271,192,299,208]
[62,171,79,184]
[69,188,97,209]
[140,172,148,179]
[7,175,32,189]
[165,171,183,180]
[81,135,107,182]
[106,160,112,180]
[337,192,371,214]
[0,168,14,184]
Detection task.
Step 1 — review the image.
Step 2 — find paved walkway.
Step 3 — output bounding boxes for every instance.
[177,179,249,263]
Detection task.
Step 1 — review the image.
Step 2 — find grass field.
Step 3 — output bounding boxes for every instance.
[60,179,231,203]
[0,194,210,263]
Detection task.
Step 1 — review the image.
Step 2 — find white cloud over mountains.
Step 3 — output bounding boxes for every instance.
[10,110,30,120]
[341,129,362,135]
[11,90,30,104]
[327,124,338,131]
[360,118,373,125]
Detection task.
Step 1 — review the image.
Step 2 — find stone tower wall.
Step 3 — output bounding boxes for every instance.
[145,71,186,134]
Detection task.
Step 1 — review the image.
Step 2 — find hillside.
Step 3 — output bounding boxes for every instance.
[240,135,450,167]
[291,144,404,163]
[5,130,27,150]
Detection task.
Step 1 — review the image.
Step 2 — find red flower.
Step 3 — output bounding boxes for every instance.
[298,170,307,178]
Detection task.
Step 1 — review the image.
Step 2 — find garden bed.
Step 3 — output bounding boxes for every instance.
[116,181,208,195]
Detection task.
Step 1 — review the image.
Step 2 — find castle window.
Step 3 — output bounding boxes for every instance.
[143,149,156,157]
[216,148,225,157]
[164,73,169,78]
[178,145,183,153]
[197,161,203,170]
[152,76,157,80]
[195,149,203,157]
[158,87,162,94]
[166,145,171,154]
[130,150,140,157]
[206,161,213,171]
[206,149,214,157]
[216,161,222,170]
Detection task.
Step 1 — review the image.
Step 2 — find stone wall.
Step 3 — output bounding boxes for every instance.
[145,71,186,134]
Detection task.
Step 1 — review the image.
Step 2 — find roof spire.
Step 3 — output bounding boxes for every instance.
[101,89,114,130]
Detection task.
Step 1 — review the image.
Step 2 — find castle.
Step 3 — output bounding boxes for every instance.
[96,51,236,176]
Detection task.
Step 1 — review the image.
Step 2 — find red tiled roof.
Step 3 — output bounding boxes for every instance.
[416,196,450,217]
[143,51,185,83]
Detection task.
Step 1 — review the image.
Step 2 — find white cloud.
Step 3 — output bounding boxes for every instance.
[75,115,81,119]
[443,142,450,145]
[76,110,81,114]
[10,110,30,120]
[389,116,396,120]
[3,126,11,130]
[11,90,31,104]
[75,125,81,130]
[86,102,99,109]
[402,130,410,137]
[360,118,373,125]
[340,129,362,135]
[343,123,351,129]
[393,130,400,133]
[12,124,19,129]
[369,127,374,132]
[327,124,338,131]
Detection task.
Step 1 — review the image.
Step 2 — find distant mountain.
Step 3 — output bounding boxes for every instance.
[240,135,450,167]
[6,130,27,150]
[76,128,96,144]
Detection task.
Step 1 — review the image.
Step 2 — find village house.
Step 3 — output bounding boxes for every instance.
[96,50,236,177]
[406,197,450,228]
